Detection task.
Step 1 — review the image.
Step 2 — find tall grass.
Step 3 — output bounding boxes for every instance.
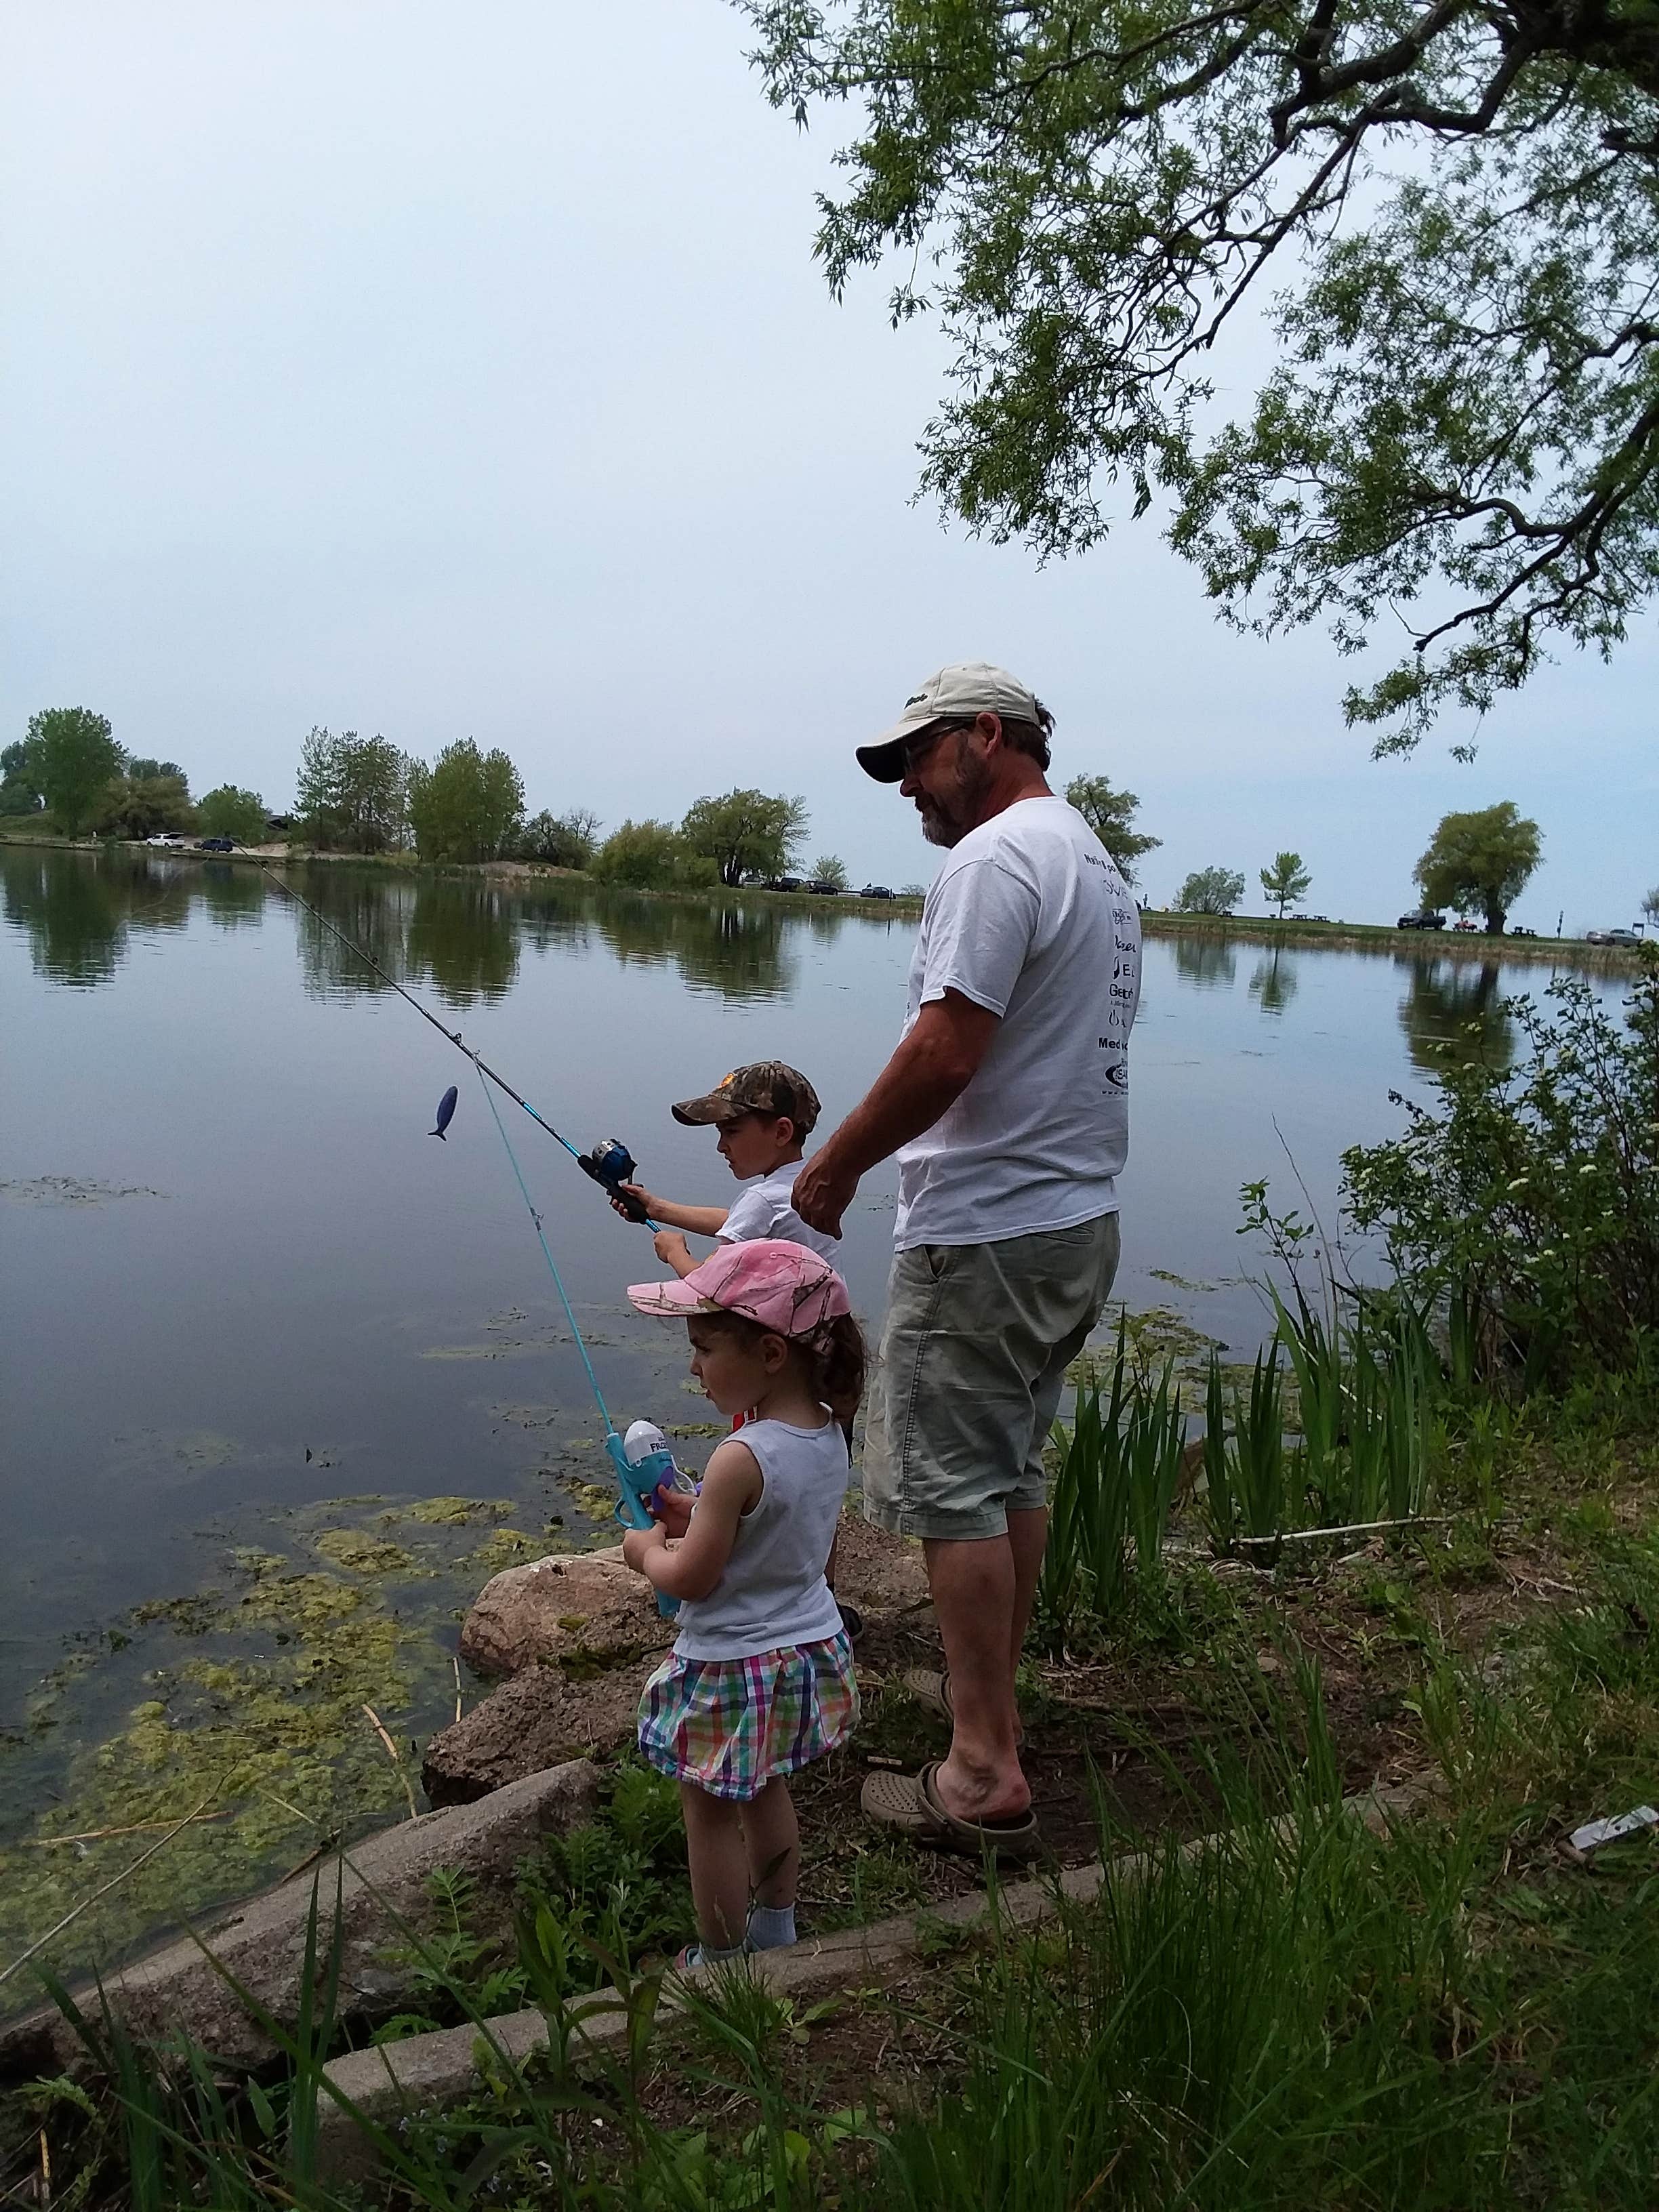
[1037,1321,1186,1643]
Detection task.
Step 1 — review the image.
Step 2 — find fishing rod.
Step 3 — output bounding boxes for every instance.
[237,850,653,1223]
[216,848,682,1604]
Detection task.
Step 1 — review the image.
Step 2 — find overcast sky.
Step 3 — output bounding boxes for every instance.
[4,1,1651,928]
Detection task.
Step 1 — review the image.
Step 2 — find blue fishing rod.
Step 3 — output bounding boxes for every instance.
[239,853,680,1597]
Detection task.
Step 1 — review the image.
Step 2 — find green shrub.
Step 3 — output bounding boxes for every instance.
[1343,949,1659,1384]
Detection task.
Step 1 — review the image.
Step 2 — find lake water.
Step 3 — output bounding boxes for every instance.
[0,845,1624,1968]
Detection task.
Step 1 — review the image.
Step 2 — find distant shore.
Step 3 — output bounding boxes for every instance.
[3,827,1643,971]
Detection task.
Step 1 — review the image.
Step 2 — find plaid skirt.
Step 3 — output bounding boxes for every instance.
[637,1631,859,1802]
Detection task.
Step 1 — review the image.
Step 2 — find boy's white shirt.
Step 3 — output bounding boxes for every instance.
[716,1160,842,1262]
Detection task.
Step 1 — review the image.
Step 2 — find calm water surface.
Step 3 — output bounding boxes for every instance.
[0,846,1622,1889]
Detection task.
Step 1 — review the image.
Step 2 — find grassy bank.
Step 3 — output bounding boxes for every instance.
[1137,905,1643,970]
[6,1363,1659,2208]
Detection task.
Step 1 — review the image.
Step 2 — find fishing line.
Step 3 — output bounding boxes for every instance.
[470,1056,618,1437]
[216,848,678,1589]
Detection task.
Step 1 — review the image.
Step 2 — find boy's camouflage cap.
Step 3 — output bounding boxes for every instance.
[670,1061,822,1136]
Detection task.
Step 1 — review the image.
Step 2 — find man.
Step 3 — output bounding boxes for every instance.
[794,663,1141,1854]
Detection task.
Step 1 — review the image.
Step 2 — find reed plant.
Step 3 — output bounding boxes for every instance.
[1036,1321,1186,1646]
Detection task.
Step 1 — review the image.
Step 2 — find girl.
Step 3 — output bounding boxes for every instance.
[619,1239,864,1967]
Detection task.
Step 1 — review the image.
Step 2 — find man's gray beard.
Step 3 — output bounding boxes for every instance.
[919,747,993,847]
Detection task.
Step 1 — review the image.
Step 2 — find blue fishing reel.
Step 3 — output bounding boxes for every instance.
[579,1138,649,1223]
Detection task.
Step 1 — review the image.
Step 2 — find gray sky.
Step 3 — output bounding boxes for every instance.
[4,1,1652,927]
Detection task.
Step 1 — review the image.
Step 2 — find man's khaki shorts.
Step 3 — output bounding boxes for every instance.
[861,1212,1122,1542]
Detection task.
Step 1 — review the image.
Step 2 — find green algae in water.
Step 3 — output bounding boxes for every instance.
[0,1496,552,2003]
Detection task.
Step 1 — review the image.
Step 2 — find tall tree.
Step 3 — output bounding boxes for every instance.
[1260,851,1313,920]
[406,740,525,864]
[0,739,45,816]
[1176,865,1246,916]
[743,3,1659,750]
[1642,886,1659,928]
[680,788,809,886]
[294,728,409,852]
[98,769,194,840]
[1064,774,1161,885]
[592,819,710,889]
[197,785,269,843]
[1414,803,1542,935]
[518,808,601,868]
[807,853,851,891]
[27,708,125,836]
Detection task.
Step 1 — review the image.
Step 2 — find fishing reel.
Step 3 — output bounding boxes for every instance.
[578,1138,649,1223]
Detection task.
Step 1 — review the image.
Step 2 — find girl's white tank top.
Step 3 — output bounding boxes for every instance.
[672,1414,848,1662]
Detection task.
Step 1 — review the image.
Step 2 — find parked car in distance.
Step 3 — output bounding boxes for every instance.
[145,833,188,847]
[1600,928,1641,947]
[195,836,236,853]
[806,880,843,896]
[859,884,895,899]
[1397,909,1446,930]
[766,875,804,893]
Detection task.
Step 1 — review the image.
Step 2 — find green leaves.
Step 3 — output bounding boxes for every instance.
[1413,802,1542,934]
[741,0,1659,745]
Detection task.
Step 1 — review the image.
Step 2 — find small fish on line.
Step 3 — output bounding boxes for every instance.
[430,1086,459,1141]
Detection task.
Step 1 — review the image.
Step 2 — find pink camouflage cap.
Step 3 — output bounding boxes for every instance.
[628,1239,851,1336]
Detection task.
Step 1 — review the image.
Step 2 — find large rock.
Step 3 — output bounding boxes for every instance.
[0,1761,599,2081]
[424,1658,657,1807]
[459,1544,674,1677]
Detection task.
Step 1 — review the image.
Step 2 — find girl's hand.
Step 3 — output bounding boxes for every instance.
[621,1525,665,1574]
[651,1483,695,1539]
[653,1229,695,1274]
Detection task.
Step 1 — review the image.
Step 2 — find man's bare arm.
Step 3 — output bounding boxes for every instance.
[793,990,998,1235]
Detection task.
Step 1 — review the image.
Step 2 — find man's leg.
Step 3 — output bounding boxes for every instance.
[924,1532,1030,1824]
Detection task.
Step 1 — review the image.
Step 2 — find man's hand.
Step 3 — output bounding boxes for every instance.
[651,1483,696,1538]
[621,1524,666,1575]
[792,1147,859,1238]
[796,993,1000,1231]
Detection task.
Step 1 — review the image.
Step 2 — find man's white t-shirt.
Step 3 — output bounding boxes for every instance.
[717,1162,842,1263]
[893,796,1141,1251]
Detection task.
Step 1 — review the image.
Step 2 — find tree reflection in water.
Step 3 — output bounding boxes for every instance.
[1248,945,1298,1014]
[591,891,796,1002]
[1397,957,1517,1073]
[1,848,191,987]
[1171,933,1238,989]
[405,880,518,1004]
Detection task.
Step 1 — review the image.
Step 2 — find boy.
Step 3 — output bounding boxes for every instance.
[615,1059,861,1637]
[613,1061,839,1279]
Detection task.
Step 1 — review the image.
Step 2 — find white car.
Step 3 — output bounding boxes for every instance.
[145,833,188,847]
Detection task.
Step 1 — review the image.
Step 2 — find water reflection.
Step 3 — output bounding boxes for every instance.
[194,861,266,931]
[405,881,519,1004]
[293,872,413,1002]
[1,848,192,985]
[1248,945,1298,1015]
[1397,958,1516,1072]
[590,893,796,1001]
[1171,933,1238,989]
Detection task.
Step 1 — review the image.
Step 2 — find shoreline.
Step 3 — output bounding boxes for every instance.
[3,829,1643,970]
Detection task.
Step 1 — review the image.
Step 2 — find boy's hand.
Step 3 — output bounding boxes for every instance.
[651,1483,695,1539]
[621,1524,665,1574]
[611,1181,657,1223]
[653,1228,695,1275]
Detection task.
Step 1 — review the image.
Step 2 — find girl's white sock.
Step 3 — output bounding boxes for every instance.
[747,1904,796,1951]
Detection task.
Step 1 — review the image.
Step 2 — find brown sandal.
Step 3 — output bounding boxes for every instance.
[860,1761,1040,1863]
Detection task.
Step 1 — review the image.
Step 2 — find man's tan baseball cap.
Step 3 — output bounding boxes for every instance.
[671,1061,822,1136]
[856,661,1042,783]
